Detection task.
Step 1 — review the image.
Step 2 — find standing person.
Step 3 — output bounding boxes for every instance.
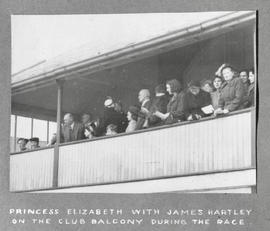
[211,76,223,109]
[135,89,151,130]
[243,68,255,107]
[17,138,29,152]
[114,101,128,133]
[214,64,245,115]
[153,79,185,124]
[61,113,85,143]
[239,70,250,95]
[101,97,127,134]
[148,84,170,127]
[184,80,212,120]
[126,105,140,133]
[29,137,40,149]
[81,113,95,139]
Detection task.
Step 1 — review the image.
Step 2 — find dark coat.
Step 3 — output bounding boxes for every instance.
[61,122,86,143]
[136,100,151,130]
[243,82,255,107]
[218,77,245,111]
[184,90,212,119]
[101,107,128,134]
[165,91,186,124]
[148,94,170,126]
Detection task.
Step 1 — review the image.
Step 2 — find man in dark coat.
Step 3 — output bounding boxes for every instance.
[100,97,127,134]
[61,113,86,143]
[184,80,212,120]
[148,84,170,127]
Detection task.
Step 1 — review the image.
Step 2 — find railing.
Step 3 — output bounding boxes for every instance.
[10,147,54,191]
[10,108,255,192]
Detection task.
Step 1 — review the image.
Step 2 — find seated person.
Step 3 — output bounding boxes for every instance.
[184,80,212,120]
[126,105,140,133]
[29,137,40,149]
[214,64,245,115]
[17,138,29,152]
[148,84,170,127]
[106,124,118,136]
[154,79,185,124]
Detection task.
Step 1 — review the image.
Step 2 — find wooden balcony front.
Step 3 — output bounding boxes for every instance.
[10,108,255,192]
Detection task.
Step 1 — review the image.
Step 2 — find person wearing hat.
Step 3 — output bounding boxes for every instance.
[148,84,170,127]
[214,64,245,115]
[126,105,140,133]
[135,89,151,130]
[17,138,29,152]
[184,79,212,120]
[154,79,186,124]
[29,137,40,150]
[101,96,127,135]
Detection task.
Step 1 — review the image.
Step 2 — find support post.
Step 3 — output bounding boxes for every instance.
[13,115,17,152]
[53,79,64,188]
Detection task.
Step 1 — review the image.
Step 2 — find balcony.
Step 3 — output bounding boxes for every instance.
[10,108,256,193]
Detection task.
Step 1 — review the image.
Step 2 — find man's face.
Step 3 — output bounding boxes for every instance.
[81,114,90,125]
[189,86,200,95]
[18,140,26,149]
[30,141,38,148]
[222,68,234,81]
[239,71,248,83]
[64,114,73,126]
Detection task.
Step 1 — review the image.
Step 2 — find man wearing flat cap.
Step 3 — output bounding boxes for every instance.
[29,137,40,150]
[17,138,29,152]
[184,80,212,120]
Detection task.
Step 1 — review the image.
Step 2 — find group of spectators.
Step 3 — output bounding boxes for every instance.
[17,63,255,151]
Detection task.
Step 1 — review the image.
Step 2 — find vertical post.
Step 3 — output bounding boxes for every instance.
[47,121,50,143]
[53,79,64,188]
[13,115,17,152]
[31,118,34,137]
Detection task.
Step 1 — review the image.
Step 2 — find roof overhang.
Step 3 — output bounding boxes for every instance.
[12,11,256,95]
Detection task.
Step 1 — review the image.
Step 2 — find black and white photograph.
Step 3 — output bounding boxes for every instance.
[9,11,257,194]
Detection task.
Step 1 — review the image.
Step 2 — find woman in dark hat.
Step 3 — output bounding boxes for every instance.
[126,105,140,133]
[184,79,212,120]
[214,64,245,115]
[154,79,185,124]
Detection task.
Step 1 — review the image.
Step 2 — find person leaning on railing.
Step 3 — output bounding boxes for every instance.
[214,64,245,116]
[153,79,186,124]
[184,80,212,121]
[242,68,255,108]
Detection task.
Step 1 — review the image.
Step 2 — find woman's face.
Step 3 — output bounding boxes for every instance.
[213,78,222,89]
[239,71,248,83]
[249,71,255,83]
[222,67,234,81]
[127,111,132,121]
[166,84,172,95]
[202,83,213,93]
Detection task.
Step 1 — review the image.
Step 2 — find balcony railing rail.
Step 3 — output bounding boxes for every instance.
[10,107,255,192]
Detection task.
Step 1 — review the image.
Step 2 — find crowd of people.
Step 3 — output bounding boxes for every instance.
[17,63,255,151]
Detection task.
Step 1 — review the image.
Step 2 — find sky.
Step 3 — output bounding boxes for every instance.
[11,12,231,74]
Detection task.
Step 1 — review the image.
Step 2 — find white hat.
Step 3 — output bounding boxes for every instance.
[104,98,114,107]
